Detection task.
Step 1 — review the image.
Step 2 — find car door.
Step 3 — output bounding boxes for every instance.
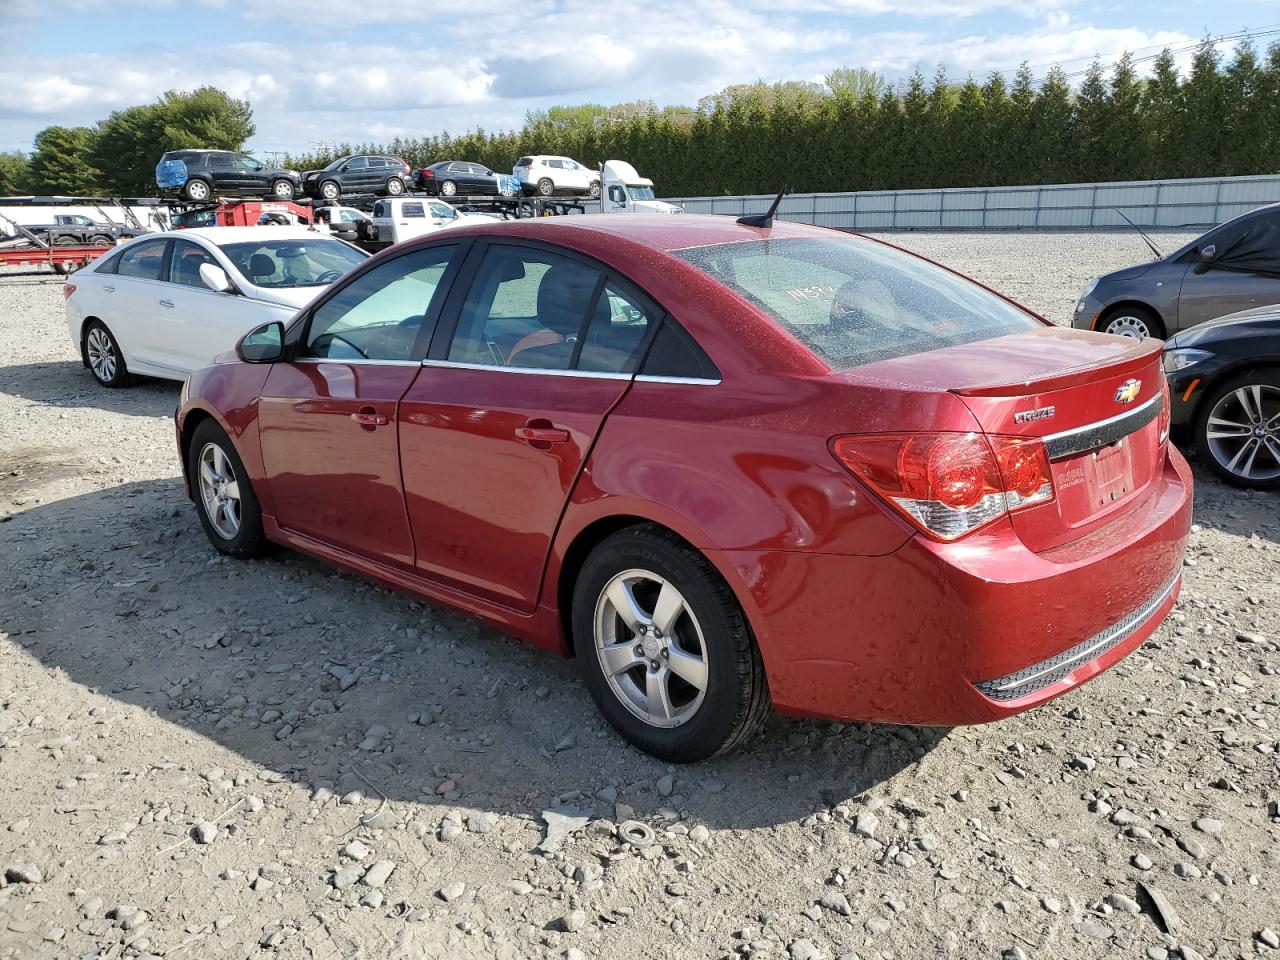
[154,238,287,374]
[232,154,269,194]
[100,238,171,369]
[256,243,464,567]
[1176,210,1280,331]
[207,153,239,193]
[397,240,659,611]
[341,156,368,193]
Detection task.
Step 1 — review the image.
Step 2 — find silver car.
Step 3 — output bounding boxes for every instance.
[1074,202,1280,339]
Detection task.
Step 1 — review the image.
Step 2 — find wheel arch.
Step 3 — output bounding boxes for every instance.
[1097,300,1165,337]
[551,511,754,660]
[1193,359,1280,415]
[77,314,105,366]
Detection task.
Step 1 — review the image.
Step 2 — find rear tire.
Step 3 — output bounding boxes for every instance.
[588,180,601,198]
[184,179,211,201]
[88,234,114,246]
[1193,370,1280,490]
[572,525,769,762]
[385,177,405,196]
[1100,305,1164,340]
[83,320,132,388]
[440,180,457,197]
[188,418,269,559]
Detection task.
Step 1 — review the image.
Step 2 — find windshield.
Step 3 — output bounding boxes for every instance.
[627,186,656,201]
[675,237,1041,369]
[220,238,366,289]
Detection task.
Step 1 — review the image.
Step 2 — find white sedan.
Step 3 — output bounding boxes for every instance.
[65,227,368,387]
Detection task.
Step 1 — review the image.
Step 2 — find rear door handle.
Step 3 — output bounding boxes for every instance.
[351,410,389,427]
[515,426,570,444]
[158,299,174,308]
[102,285,114,293]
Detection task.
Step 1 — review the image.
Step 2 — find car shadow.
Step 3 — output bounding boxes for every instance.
[1180,454,1280,545]
[0,360,180,418]
[1,478,947,832]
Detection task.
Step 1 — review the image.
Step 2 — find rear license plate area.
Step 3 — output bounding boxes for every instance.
[1085,439,1134,509]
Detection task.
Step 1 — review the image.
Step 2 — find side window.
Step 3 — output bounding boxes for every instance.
[115,240,168,280]
[640,321,719,381]
[344,157,367,172]
[367,158,387,170]
[427,201,455,220]
[447,246,601,370]
[305,245,457,362]
[234,155,261,171]
[168,240,218,288]
[577,282,656,374]
[402,202,426,218]
[608,185,626,204]
[373,200,387,218]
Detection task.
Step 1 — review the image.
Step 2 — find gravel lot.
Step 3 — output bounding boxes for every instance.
[1,230,1277,960]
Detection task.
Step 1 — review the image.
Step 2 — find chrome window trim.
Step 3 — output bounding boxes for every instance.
[294,357,423,367]
[420,358,721,385]
[1041,393,1162,460]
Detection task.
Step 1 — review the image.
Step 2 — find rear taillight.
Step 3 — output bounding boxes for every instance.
[62,283,76,300]
[422,169,434,178]
[832,432,1054,541]
[1157,380,1171,446]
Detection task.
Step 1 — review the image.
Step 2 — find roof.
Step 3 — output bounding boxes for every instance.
[440,212,839,252]
[146,226,338,245]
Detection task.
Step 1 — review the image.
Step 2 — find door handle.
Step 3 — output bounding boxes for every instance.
[515,425,570,444]
[351,410,389,427]
[102,285,114,293]
[159,299,174,308]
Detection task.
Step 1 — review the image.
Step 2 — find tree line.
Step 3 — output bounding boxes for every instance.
[2,41,1277,200]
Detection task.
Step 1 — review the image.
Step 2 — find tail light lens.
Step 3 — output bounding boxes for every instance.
[62,283,76,300]
[422,169,434,178]
[833,432,1054,541]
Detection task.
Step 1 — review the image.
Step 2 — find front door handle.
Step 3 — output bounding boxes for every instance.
[351,409,389,427]
[159,299,174,308]
[102,285,115,293]
[515,425,570,444]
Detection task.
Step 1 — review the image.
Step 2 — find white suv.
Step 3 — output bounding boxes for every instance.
[513,156,600,198]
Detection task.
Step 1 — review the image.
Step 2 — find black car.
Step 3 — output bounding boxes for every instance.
[155,150,302,202]
[1074,203,1280,340]
[414,160,501,197]
[1163,306,1280,489]
[302,155,411,201]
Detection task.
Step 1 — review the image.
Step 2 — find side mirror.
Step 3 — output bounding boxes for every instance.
[1193,244,1218,275]
[199,263,234,293]
[237,321,285,363]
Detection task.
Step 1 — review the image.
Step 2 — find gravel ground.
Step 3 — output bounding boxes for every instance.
[1,230,1277,960]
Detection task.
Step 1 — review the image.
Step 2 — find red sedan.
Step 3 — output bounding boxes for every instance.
[176,215,1192,762]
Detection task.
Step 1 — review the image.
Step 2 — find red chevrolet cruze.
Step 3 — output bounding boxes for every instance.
[176,215,1192,761]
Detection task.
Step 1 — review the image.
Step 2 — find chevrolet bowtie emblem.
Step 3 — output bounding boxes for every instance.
[1115,379,1142,404]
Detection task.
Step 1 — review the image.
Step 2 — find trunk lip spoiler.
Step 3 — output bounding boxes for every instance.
[1041,392,1163,461]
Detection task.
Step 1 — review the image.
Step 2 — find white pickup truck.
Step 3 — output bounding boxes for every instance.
[368,197,493,245]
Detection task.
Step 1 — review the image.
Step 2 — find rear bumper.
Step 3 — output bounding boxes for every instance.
[710,446,1192,725]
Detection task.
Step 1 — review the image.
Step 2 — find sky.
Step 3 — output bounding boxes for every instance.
[0,0,1276,158]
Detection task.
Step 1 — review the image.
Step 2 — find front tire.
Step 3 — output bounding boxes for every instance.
[320,180,341,200]
[1100,305,1164,340]
[1193,370,1280,490]
[83,320,131,387]
[188,419,268,558]
[271,179,296,200]
[573,525,769,762]
[536,177,555,197]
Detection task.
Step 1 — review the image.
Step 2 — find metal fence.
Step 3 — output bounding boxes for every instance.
[665,174,1280,230]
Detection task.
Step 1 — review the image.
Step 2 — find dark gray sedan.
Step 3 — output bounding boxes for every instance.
[1073,203,1280,340]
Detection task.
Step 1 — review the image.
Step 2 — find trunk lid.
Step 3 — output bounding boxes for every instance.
[852,328,1167,552]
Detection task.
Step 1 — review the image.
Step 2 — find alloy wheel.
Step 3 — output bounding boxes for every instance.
[593,570,709,728]
[186,180,209,200]
[322,181,339,200]
[197,442,243,540]
[1103,314,1151,339]
[86,327,117,383]
[1204,384,1280,482]
[274,180,294,198]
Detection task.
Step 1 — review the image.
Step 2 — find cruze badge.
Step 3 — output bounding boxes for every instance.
[1115,379,1142,404]
[1014,406,1056,424]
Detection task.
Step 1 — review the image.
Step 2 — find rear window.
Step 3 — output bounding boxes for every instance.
[515,158,533,167]
[675,237,1041,369]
